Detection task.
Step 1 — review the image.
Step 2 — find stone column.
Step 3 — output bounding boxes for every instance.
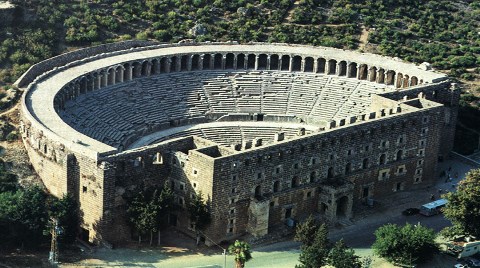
[95,74,101,90]
[288,56,293,72]
[199,55,204,71]
[165,58,171,73]
[101,71,108,87]
[154,59,160,74]
[222,54,226,70]
[266,55,271,70]
[313,59,318,73]
[210,54,215,70]
[110,70,116,85]
[176,57,181,72]
[187,55,193,71]
[233,54,238,70]
[118,67,124,83]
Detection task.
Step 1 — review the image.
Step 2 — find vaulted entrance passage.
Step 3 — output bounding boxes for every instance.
[318,180,354,223]
[336,196,349,218]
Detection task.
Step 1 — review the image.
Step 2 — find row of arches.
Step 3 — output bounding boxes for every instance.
[54,52,423,110]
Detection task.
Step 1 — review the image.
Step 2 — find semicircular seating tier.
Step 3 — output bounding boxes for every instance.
[59,70,392,150]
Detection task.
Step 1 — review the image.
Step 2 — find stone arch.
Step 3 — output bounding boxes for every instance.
[270,54,279,70]
[396,73,403,88]
[292,55,302,71]
[348,62,357,78]
[247,54,256,69]
[358,64,368,80]
[170,56,178,72]
[225,53,235,69]
[79,77,87,94]
[403,75,410,88]
[379,154,386,165]
[151,58,160,74]
[132,62,142,78]
[100,70,108,87]
[304,57,314,72]
[92,72,100,90]
[328,59,337,75]
[141,61,150,76]
[411,76,418,86]
[181,55,189,71]
[281,55,290,71]
[214,53,223,69]
[107,68,115,86]
[386,70,396,85]
[338,61,347,76]
[273,181,280,193]
[369,67,377,82]
[317,58,326,73]
[236,54,245,69]
[336,196,349,218]
[202,54,211,70]
[191,54,200,70]
[115,66,124,83]
[258,54,268,70]
[377,68,385,84]
[159,57,167,73]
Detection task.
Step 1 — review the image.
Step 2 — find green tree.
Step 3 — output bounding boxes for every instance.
[295,217,330,268]
[372,223,436,266]
[127,190,158,244]
[48,194,79,243]
[228,240,252,268]
[0,186,49,247]
[327,239,362,268]
[187,191,211,245]
[442,168,480,238]
[156,181,174,245]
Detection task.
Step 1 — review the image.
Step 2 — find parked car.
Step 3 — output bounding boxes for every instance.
[454,264,467,268]
[402,208,420,216]
[466,257,480,267]
[446,243,464,256]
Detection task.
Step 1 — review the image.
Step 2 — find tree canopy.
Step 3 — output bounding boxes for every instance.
[187,191,211,232]
[372,223,437,266]
[127,182,175,245]
[294,215,361,268]
[442,168,480,238]
[228,240,252,268]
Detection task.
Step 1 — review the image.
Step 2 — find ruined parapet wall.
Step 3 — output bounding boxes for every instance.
[14,40,160,88]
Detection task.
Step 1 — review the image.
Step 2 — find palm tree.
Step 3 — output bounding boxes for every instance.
[228,240,252,268]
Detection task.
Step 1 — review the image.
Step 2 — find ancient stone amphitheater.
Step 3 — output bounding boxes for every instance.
[17,41,458,245]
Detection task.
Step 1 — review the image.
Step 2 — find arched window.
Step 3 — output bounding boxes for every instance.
[255,185,261,197]
[397,150,403,161]
[273,181,280,193]
[327,167,334,178]
[379,154,386,165]
[345,163,351,174]
[291,176,299,188]
[362,158,368,169]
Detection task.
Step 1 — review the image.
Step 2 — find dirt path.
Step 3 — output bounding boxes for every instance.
[0,102,19,118]
[358,24,369,51]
